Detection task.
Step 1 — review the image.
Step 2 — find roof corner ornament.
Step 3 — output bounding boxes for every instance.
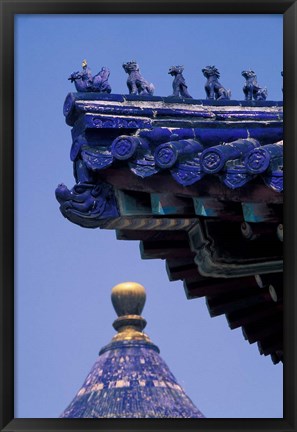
[55,181,119,228]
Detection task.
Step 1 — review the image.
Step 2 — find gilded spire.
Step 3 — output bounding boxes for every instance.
[61,281,205,418]
[110,282,152,343]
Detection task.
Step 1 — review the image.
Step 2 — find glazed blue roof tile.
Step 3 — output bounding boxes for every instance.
[62,93,283,192]
[60,340,204,418]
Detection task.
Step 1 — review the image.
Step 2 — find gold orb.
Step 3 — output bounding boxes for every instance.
[111,282,146,317]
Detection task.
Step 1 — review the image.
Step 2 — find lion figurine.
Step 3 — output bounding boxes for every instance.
[242,70,268,101]
[168,65,193,98]
[122,61,155,95]
[202,65,231,100]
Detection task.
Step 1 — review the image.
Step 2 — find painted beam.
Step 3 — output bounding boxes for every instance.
[193,197,243,220]
[151,194,195,216]
[189,220,283,278]
[241,202,282,223]
[115,190,152,216]
[98,167,283,204]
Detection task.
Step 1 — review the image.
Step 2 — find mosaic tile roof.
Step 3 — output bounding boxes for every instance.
[60,282,204,418]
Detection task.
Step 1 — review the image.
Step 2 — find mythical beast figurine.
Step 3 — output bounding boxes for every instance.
[122,61,155,95]
[68,59,112,93]
[202,66,231,100]
[168,66,193,99]
[242,70,267,101]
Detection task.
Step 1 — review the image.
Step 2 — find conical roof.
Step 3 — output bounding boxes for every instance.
[60,282,204,418]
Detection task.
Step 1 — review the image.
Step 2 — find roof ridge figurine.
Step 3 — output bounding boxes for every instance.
[168,65,193,99]
[242,69,267,101]
[66,59,281,99]
[122,60,155,95]
[68,59,112,93]
[202,65,231,100]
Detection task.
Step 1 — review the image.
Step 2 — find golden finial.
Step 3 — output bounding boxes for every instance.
[82,59,87,68]
[111,281,146,316]
[110,282,151,343]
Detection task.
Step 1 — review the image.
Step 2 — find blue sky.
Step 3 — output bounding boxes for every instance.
[14,14,283,418]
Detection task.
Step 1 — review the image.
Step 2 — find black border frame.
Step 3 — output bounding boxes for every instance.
[0,1,296,431]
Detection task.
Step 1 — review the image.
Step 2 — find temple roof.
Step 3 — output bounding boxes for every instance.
[56,93,283,364]
[60,282,204,418]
